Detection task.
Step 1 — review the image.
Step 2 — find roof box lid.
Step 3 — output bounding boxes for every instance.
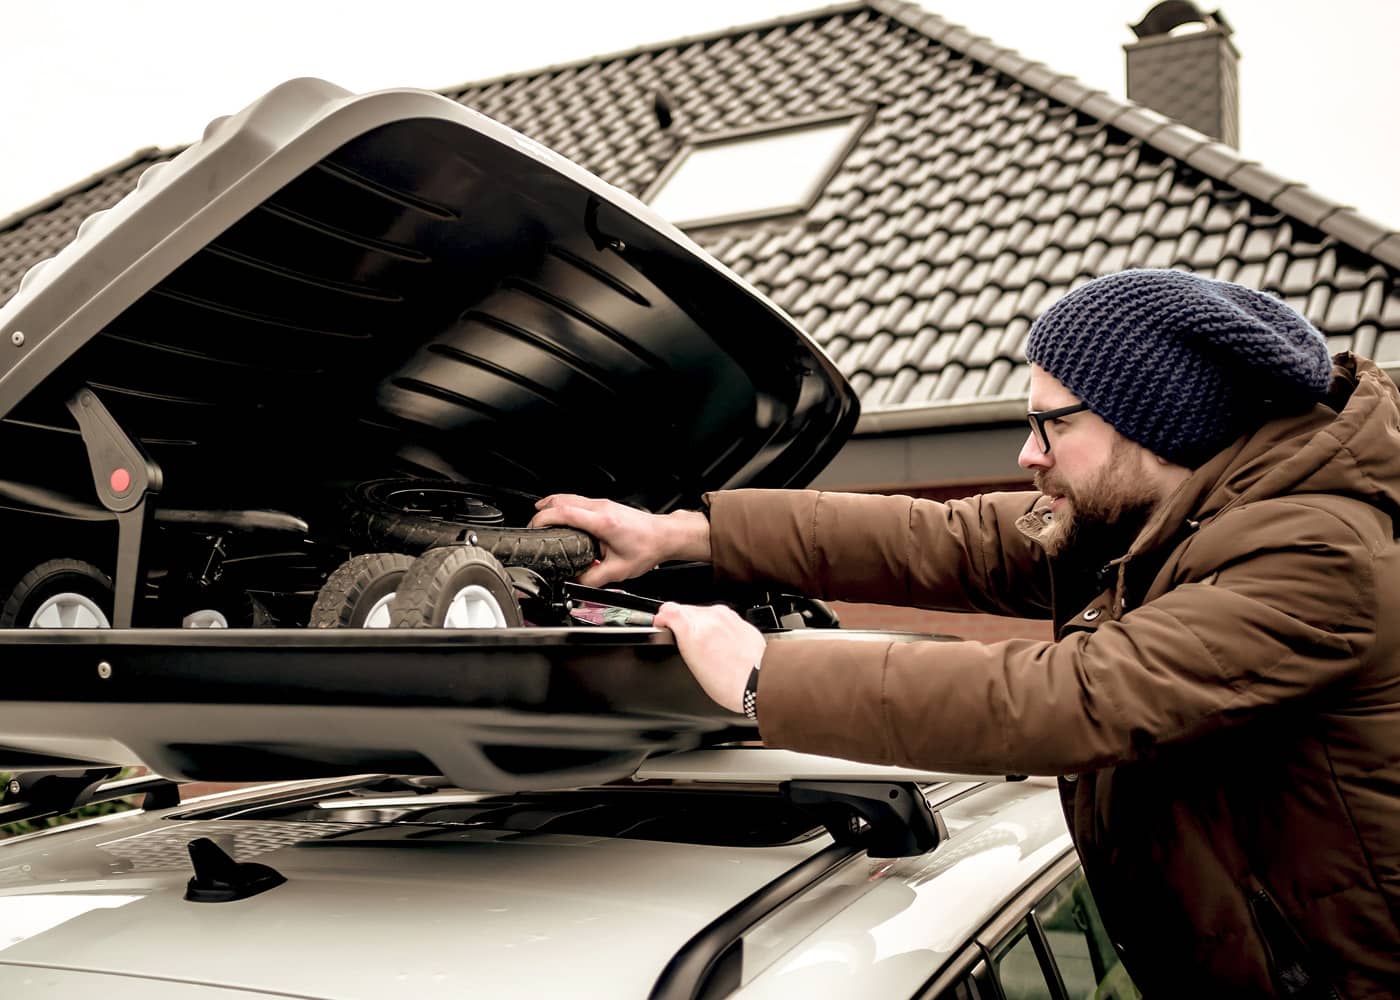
[0,78,857,514]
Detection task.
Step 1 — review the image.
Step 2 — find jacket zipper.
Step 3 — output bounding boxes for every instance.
[1246,889,1342,1000]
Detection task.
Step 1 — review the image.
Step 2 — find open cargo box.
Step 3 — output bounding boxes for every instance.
[0,629,927,792]
[0,78,884,791]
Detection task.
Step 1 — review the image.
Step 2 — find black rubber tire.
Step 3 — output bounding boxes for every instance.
[388,546,523,629]
[1,559,114,628]
[340,479,597,578]
[309,553,417,628]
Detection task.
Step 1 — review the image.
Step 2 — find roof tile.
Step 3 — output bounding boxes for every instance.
[1108,104,1174,138]
[1369,234,1400,270]
[859,331,897,371]
[1352,325,1379,358]
[1180,137,1238,176]
[1002,363,1033,396]
[951,366,987,399]
[1271,186,1345,230]
[997,317,1033,358]
[1360,279,1387,325]
[931,362,968,400]
[1382,291,1400,329]
[921,331,959,369]
[1226,164,1294,203]
[885,366,920,405]
[1325,289,1365,331]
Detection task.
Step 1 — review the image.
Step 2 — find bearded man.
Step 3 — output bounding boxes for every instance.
[531,269,1400,997]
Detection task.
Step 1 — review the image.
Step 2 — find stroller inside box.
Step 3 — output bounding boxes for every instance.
[0,79,857,635]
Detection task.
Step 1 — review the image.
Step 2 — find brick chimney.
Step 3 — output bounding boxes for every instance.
[1126,1,1240,147]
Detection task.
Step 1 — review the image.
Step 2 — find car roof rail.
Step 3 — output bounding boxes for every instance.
[648,774,990,1000]
[0,768,180,828]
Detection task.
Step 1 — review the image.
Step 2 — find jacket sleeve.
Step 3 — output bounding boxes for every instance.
[705,488,1053,618]
[756,501,1377,775]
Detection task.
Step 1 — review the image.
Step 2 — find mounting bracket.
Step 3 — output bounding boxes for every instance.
[65,387,163,626]
[782,779,948,858]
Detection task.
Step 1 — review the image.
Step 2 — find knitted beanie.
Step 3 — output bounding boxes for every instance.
[1025,269,1331,467]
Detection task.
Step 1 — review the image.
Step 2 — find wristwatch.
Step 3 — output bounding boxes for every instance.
[742,663,760,721]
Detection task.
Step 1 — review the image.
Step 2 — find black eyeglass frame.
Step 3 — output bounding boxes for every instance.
[1027,402,1091,454]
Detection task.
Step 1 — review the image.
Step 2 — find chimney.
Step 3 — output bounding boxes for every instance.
[1126,2,1240,147]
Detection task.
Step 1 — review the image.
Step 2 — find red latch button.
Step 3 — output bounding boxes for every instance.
[110,468,132,494]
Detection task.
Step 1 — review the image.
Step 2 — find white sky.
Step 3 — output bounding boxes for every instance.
[3,0,1398,230]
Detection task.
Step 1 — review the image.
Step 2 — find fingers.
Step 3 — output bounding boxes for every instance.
[654,602,739,638]
[576,560,625,588]
[529,503,608,534]
[653,603,761,715]
[653,601,688,634]
[534,493,603,512]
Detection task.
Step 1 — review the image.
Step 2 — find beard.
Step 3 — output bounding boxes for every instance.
[1034,438,1160,572]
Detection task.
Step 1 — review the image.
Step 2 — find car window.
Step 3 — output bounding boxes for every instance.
[1035,871,1140,1000]
[992,919,1055,999]
[943,866,1141,1000]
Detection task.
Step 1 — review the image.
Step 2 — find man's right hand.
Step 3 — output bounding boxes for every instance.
[529,494,712,587]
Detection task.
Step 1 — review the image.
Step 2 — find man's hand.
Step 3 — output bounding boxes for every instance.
[653,603,765,715]
[530,494,711,587]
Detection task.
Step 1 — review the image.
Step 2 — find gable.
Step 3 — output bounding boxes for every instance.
[3,2,1398,437]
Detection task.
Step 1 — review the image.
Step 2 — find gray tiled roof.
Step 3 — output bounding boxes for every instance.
[3,0,1398,433]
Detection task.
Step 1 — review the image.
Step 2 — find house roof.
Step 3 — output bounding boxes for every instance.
[3,0,1398,435]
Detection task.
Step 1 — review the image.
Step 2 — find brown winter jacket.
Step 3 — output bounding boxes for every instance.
[706,355,1400,998]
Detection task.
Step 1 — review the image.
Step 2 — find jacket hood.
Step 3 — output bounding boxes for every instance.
[1134,353,1400,558]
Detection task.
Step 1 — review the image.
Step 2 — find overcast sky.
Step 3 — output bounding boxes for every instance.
[4,0,1397,230]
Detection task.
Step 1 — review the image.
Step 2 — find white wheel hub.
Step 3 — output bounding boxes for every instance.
[442,584,507,628]
[30,592,111,628]
[363,592,396,629]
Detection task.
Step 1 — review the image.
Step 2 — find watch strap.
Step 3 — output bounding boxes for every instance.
[742,664,760,720]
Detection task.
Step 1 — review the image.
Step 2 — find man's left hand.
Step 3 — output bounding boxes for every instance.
[653,603,766,715]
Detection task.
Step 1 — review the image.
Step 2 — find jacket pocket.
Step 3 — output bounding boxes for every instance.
[1246,884,1342,999]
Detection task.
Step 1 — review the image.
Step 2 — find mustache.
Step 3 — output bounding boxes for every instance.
[1034,473,1068,498]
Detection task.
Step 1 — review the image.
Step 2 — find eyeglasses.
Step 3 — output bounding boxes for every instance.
[1027,402,1091,454]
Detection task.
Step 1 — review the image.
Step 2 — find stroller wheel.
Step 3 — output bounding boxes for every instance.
[340,479,598,578]
[175,589,277,628]
[2,559,114,628]
[388,546,522,629]
[309,553,416,628]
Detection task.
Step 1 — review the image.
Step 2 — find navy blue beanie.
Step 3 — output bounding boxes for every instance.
[1026,269,1331,467]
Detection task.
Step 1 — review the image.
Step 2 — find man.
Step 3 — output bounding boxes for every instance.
[531,269,1400,997]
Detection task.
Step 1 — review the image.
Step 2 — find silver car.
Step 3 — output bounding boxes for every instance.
[0,752,1140,999]
[0,79,1136,999]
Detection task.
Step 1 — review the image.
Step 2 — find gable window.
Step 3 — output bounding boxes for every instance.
[646,113,865,229]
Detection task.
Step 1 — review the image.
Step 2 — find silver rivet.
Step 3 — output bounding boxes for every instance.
[1083,607,1101,621]
[6,779,19,794]
[9,331,23,346]
[97,661,113,679]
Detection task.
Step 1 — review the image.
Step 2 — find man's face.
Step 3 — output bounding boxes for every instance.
[1017,365,1163,560]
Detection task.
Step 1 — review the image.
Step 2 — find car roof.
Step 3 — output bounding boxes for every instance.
[0,768,1070,999]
